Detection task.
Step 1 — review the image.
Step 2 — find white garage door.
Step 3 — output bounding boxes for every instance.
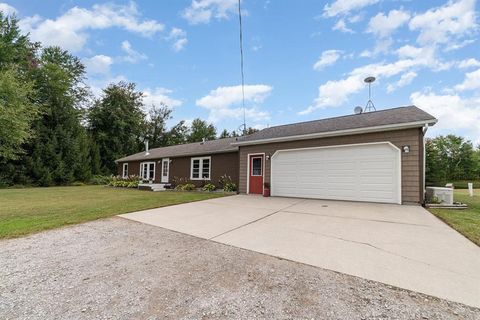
[271,142,401,204]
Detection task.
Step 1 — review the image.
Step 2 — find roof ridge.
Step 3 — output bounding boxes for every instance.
[256,105,416,132]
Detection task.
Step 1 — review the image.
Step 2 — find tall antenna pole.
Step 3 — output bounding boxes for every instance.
[364,76,376,112]
[238,0,246,135]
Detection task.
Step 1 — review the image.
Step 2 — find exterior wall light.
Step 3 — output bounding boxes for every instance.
[403,145,410,153]
[266,154,270,160]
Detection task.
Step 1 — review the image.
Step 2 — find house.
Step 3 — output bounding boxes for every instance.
[116,105,437,205]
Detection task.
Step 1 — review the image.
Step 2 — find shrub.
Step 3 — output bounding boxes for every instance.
[223,182,237,192]
[174,184,184,191]
[202,183,216,192]
[90,175,114,185]
[182,183,196,191]
[219,174,237,192]
[172,176,189,188]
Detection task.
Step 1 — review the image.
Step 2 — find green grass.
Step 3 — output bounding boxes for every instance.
[429,189,480,246]
[0,185,228,239]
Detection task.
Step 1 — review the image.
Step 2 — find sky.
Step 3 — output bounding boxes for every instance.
[1,0,479,142]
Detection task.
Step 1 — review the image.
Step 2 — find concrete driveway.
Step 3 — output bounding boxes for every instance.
[119,195,480,308]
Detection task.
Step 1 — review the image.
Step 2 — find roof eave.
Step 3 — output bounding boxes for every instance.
[115,148,239,163]
[231,119,437,146]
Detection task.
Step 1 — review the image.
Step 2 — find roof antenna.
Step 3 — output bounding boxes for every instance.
[364,76,376,112]
[238,0,247,135]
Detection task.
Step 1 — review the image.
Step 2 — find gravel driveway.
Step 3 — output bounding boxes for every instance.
[1,218,478,320]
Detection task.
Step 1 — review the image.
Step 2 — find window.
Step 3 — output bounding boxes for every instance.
[190,157,211,180]
[162,160,169,177]
[140,162,155,181]
[122,163,128,178]
[251,157,262,176]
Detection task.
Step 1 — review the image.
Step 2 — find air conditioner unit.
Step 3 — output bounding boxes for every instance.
[426,187,453,205]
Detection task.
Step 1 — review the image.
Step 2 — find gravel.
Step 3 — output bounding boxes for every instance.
[0,217,479,320]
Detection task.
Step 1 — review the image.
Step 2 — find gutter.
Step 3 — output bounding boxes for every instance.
[231,119,437,146]
[115,148,238,163]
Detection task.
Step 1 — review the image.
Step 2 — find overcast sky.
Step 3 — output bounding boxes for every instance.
[2,0,479,142]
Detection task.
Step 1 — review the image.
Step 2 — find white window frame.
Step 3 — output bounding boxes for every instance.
[139,162,156,181]
[122,163,128,178]
[190,156,211,180]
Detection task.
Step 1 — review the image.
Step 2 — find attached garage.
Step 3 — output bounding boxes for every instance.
[270,142,401,204]
[235,106,437,205]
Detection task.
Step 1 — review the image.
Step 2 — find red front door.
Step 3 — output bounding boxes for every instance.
[249,155,264,194]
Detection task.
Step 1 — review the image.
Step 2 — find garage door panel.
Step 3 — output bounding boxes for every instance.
[271,143,401,204]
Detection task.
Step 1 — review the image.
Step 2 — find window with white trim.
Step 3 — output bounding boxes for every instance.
[190,157,211,180]
[122,163,128,178]
[140,162,155,181]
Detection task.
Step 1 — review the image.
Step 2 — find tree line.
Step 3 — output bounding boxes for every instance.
[426,135,480,185]
[0,14,257,186]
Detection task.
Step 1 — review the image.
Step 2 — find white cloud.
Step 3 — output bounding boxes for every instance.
[313,50,342,71]
[20,2,164,52]
[300,58,430,115]
[196,84,272,122]
[166,27,188,52]
[0,2,17,15]
[387,71,417,93]
[323,0,379,17]
[409,0,477,46]
[143,87,183,108]
[332,19,354,33]
[120,40,147,63]
[182,0,237,24]
[83,55,113,75]
[359,38,393,57]
[454,68,480,91]
[410,91,480,142]
[367,10,410,38]
[458,58,480,68]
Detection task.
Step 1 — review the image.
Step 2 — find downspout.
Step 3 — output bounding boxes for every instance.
[422,124,429,205]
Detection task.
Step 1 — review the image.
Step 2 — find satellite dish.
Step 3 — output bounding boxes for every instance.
[354,106,363,114]
[364,76,376,83]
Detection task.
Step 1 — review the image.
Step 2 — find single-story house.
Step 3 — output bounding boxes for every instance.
[116,105,437,205]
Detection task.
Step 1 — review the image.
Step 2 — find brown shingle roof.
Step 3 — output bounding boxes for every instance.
[116,137,238,162]
[235,106,436,144]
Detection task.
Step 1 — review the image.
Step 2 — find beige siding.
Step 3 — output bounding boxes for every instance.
[239,128,423,204]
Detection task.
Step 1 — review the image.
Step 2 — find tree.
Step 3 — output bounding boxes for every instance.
[144,103,172,148]
[88,81,145,174]
[187,118,217,142]
[164,120,189,146]
[0,68,38,161]
[219,129,231,138]
[0,13,37,71]
[425,135,477,185]
[26,46,91,185]
[245,127,260,135]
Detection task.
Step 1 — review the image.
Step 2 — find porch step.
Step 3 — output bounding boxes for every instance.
[138,183,167,192]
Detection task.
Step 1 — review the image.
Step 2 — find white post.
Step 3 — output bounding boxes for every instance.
[468,183,473,197]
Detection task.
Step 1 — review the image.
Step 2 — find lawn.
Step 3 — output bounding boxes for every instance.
[429,189,480,246]
[0,185,228,239]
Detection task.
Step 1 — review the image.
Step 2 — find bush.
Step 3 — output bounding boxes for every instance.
[202,183,216,192]
[223,182,237,192]
[90,175,114,185]
[107,175,140,188]
[182,183,196,191]
[219,174,237,192]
